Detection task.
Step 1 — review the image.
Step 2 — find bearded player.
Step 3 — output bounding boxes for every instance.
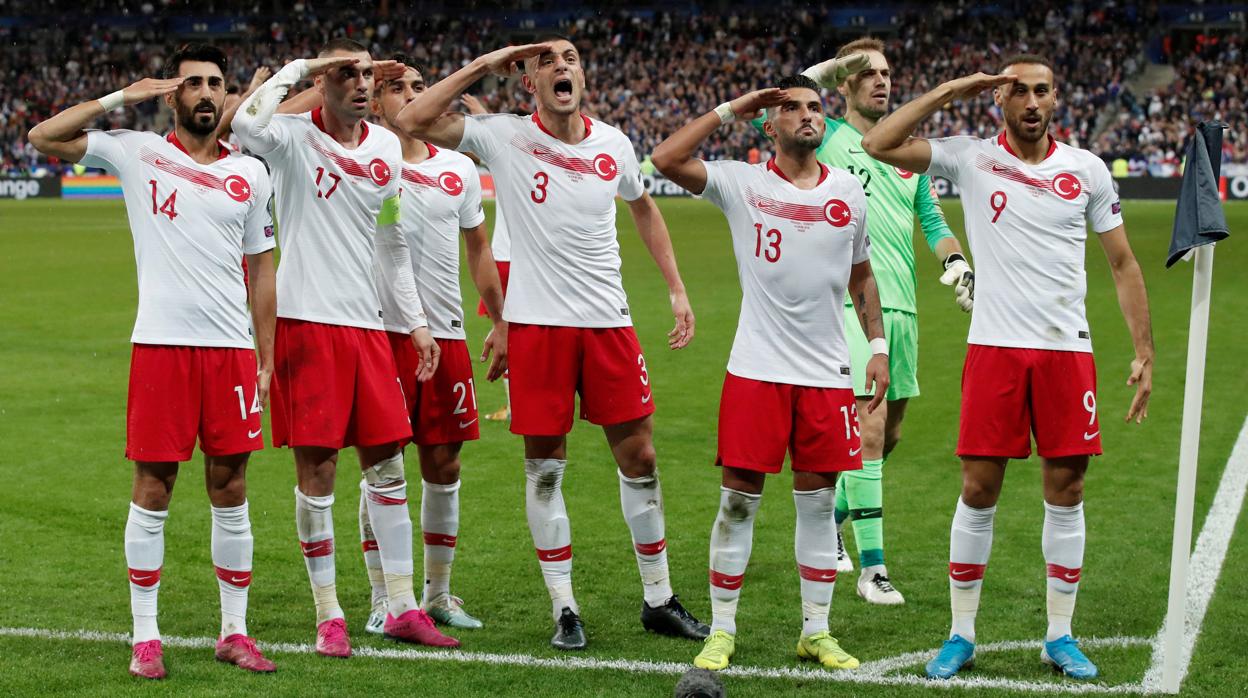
[233,39,457,655]
[397,38,707,650]
[29,44,278,678]
[654,76,888,671]
[862,55,1154,680]
[753,39,973,604]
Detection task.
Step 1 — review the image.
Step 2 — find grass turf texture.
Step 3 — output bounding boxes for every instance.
[0,197,1245,697]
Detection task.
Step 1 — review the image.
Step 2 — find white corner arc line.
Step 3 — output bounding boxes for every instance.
[1142,414,1248,692]
[0,626,1147,694]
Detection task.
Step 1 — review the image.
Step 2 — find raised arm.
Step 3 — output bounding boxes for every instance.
[27,77,184,162]
[1098,225,1154,423]
[216,66,271,142]
[394,43,552,149]
[861,73,1015,173]
[232,57,355,154]
[652,88,787,195]
[626,193,694,349]
[847,260,890,413]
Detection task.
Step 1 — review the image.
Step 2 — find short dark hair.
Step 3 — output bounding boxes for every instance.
[387,53,425,80]
[163,43,227,79]
[318,37,369,57]
[521,34,575,72]
[776,74,820,93]
[1000,53,1054,74]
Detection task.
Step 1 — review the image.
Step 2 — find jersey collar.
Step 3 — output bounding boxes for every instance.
[531,111,592,141]
[166,131,229,161]
[766,157,829,187]
[426,142,438,159]
[997,130,1056,161]
[312,107,370,145]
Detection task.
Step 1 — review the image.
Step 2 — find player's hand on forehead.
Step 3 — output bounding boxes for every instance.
[478,42,556,77]
[946,72,1016,101]
[304,55,362,77]
[729,88,789,120]
[373,59,408,82]
[122,76,186,106]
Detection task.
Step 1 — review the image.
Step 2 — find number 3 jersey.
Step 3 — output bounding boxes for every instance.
[701,159,870,388]
[457,112,646,328]
[926,133,1122,353]
[81,130,275,349]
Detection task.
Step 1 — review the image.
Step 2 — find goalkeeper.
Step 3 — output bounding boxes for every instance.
[753,37,974,605]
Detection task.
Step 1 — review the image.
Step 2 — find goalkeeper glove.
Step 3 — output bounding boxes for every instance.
[801,53,872,90]
[939,253,975,312]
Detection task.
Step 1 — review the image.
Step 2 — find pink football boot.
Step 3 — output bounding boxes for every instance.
[383,609,461,647]
[315,618,352,658]
[215,634,277,672]
[129,639,167,679]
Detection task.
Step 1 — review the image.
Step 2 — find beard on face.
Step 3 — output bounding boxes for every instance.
[777,125,822,154]
[1005,108,1052,143]
[178,98,220,136]
[854,100,887,120]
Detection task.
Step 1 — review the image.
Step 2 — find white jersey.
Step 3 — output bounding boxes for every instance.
[927,133,1123,352]
[490,194,511,261]
[237,106,406,330]
[81,130,275,349]
[702,159,870,388]
[458,112,646,327]
[379,144,486,338]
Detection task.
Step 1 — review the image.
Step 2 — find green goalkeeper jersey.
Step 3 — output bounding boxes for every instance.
[751,115,954,313]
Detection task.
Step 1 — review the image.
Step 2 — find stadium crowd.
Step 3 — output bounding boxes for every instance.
[1,2,1242,175]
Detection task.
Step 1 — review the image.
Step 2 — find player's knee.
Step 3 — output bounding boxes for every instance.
[883,428,902,457]
[620,444,657,479]
[364,452,406,487]
[960,479,1000,509]
[207,473,247,507]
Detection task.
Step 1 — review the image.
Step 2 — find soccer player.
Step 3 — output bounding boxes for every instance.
[653,76,889,672]
[861,55,1154,680]
[28,43,278,678]
[396,39,708,650]
[753,39,973,604]
[232,40,458,655]
[359,56,507,633]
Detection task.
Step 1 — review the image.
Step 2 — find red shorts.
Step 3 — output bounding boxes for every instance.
[716,372,863,474]
[390,334,481,446]
[270,319,412,450]
[476,260,510,316]
[508,323,655,436]
[126,344,263,462]
[957,344,1102,459]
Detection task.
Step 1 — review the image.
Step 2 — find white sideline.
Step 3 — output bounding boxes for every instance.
[1142,414,1248,692]
[0,626,1147,693]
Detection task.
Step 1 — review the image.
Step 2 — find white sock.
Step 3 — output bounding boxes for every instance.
[211,501,252,638]
[794,487,837,637]
[503,377,511,410]
[295,487,343,624]
[421,479,460,605]
[948,498,996,642]
[363,463,419,618]
[1043,500,1085,641]
[525,458,576,620]
[358,480,386,609]
[707,487,761,636]
[125,502,167,644]
[618,469,673,607]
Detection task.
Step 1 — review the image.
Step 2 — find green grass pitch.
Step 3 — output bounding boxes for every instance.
[0,197,1245,697]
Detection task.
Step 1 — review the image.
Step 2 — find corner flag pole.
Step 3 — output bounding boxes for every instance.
[1159,242,1214,694]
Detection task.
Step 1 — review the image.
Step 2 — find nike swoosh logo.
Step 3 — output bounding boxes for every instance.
[154,158,169,167]
[849,446,862,457]
[848,148,865,154]
[130,574,155,583]
[950,567,976,577]
[641,393,653,404]
[1059,571,1080,582]
[248,429,262,439]
[227,575,249,584]
[858,508,881,517]
[991,164,1009,172]
[459,419,478,429]
[1083,431,1099,440]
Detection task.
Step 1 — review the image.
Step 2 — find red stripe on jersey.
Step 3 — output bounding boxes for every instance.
[997,131,1056,161]
[1046,563,1082,584]
[948,562,987,582]
[361,539,380,552]
[709,569,745,590]
[304,132,370,179]
[215,566,252,587]
[634,539,667,556]
[140,147,226,190]
[797,563,838,582]
[166,131,229,161]
[973,154,1054,191]
[423,532,458,548]
[745,187,828,223]
[532,112,593,139]
[128,567,161,587]
[512,137,597,176]
[300,538,335,558]
[402,168,440,188]
[366,490,408,506]
[766,158,829,185]
[536,545,572,562]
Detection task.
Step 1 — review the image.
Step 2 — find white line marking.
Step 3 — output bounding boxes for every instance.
[0,626,1147,693]
[1142,414,1248,692]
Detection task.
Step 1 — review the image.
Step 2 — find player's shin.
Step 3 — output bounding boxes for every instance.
[619,470,673,606]
[421,479,461,605]
[794,488,838,636]
[525,458,576,619]
[211,501,253,638]
[846,460,886,570]
[707,487,761,636]
[948,498,996,642]
[363,453,419,617]
[1042,501,1085,641]
[358,481,386,611]
[295,488,343,623]
[125,503,168,643]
